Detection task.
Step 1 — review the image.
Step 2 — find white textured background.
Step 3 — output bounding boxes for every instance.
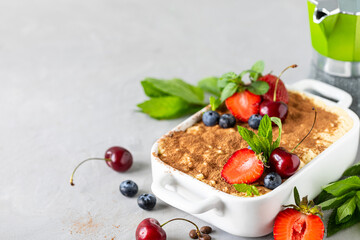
[0,0,359,239]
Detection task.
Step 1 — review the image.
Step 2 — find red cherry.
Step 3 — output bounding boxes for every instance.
[259,100,288,122]
[136,218,166,240]
[136,218,203,240]
[269,147,300,178]
[105,146,133,172]
[69,146,133,186]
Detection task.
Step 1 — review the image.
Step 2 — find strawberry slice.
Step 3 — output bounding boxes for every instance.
[274,209,324,240]
[221,148,264,184]
[258,74,289,104]
[225,90,261,122]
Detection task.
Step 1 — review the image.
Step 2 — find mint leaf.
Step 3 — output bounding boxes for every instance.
[251,60,265,74]
[233,184,259,196]
[246,81,269,95]
[141,79,169,97]
[198,77,221,97]
[319,191,357,210]
[251,185,259,195]
[220,82,238,102]
[250,60,265,80]
[237,126,262,154]
[323,176,360,197]
[315,190,335,204]
[137,96,202,119]
[356,192,360,211]
[271,117,282,150]
[343,162,360,176]
[218,72,238,89]
[336,197,357,224]
[327,208,360,237]
[258,115,272,144]
[209,96,221,111]
[145,78,204,104]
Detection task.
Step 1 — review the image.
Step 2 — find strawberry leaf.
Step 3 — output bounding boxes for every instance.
[294,187,301,206]
[220,82,238,102]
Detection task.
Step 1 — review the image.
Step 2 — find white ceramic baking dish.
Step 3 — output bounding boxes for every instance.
[150,79,360,237]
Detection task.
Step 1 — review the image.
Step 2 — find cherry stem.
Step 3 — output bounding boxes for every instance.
[291,107,317,152]
[273,64,298,102]
[160,218,202,238]
[69,158,111,186]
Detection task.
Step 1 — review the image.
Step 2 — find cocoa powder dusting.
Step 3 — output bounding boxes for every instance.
[157,92,344,197]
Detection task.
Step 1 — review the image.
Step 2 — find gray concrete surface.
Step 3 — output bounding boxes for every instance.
[0,0,359,239]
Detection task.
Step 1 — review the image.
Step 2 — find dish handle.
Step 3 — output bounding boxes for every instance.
[151,175,223,216]
[291,79,353,109]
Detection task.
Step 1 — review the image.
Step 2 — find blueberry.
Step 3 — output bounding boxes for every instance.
[120,180,138,197]
[202,111,220,126]
[264,172,282,190]
[219,114,236,128]
[248,114,262,130]
[137,193,157,210]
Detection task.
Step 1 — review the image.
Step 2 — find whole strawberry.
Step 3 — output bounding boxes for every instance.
[273,187,324,240]
[258,74,289,104]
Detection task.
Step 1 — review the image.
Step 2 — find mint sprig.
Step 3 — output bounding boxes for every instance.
[237,115,282,162]
[233,183,260,196]
[138,78,206,119]
[315,162,360,237]
[208,60,269,111]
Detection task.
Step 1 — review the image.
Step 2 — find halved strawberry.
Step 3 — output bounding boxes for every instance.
[274,209,324,240]
[221,148,264,184]
[273,188,324,240]
[258,74,289,104]
[225,90,261,122]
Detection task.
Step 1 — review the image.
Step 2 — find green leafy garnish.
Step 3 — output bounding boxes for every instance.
[237,115,282,161]
[137,96,203,119]
[322,176,360,197]
[138,78,207,119]
[233,183,259,196]
[247,81,270,95]
[198,77,221,97]
[315,162,360,237]
[138,60,269,118]
[143,78,204,105]
[327,207,360,237]
[343,162,360,176]
[336,197,357,224]
[220,82,238,102]
[209,96,221,111]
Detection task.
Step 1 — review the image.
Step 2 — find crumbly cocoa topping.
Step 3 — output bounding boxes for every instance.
[157,91,353,197]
